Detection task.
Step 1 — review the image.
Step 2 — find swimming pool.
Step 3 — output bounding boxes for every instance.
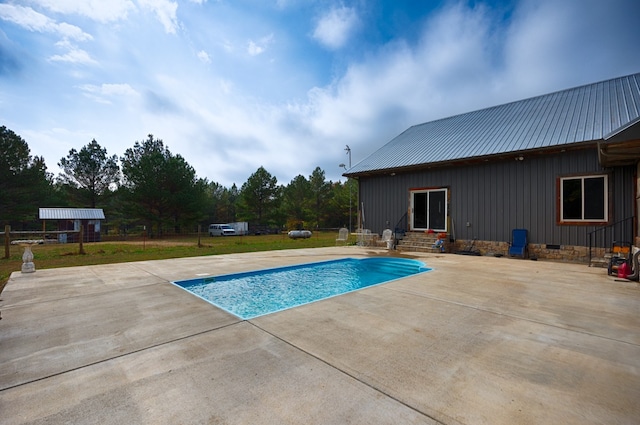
[173,257,430,319]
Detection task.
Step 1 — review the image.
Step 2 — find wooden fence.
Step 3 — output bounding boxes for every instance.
[2,225,85,259]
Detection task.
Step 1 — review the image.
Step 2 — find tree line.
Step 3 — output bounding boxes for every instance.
[0,126,357,236]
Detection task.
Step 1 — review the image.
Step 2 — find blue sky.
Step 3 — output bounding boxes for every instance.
[1,0,639,187]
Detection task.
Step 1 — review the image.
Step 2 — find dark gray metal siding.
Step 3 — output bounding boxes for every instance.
[358,148,635,247]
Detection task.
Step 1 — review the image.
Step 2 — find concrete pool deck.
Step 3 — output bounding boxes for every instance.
[0,247,639,424]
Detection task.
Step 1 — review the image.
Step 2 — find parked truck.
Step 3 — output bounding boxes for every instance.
[227,222,249,236]
[209,224,235,236]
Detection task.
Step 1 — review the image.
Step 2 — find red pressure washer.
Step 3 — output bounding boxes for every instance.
[608,241,631,276]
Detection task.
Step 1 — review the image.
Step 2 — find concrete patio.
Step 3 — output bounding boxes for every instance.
[0,247,639,424]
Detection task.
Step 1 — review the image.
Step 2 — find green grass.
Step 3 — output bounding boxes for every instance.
[0,232,345,294]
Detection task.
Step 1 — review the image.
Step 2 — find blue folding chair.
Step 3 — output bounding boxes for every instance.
[508,229,528,258]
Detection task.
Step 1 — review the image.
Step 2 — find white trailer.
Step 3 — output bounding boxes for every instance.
[227,222,248,236]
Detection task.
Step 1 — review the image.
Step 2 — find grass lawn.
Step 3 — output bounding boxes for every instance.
[0,232,345,294]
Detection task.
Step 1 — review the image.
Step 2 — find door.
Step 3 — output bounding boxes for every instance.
[410,188,447,232]
[87,223,96,242]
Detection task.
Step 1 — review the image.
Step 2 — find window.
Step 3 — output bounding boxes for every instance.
[559,175,608,223]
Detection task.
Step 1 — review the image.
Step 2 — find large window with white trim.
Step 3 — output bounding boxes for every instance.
[559,175,608,223]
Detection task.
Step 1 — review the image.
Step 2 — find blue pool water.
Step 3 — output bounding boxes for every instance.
[173,257,430,319]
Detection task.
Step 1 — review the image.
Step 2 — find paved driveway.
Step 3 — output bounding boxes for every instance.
[1,248,638,424]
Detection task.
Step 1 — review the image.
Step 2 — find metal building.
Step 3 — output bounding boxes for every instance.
[39,208,106,242]
[344,73,640,261]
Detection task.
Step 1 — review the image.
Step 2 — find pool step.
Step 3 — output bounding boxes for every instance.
[364,259,425,277]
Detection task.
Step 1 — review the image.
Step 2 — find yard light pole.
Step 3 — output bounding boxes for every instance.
[345,145,351,168]
[345,145,352,232]
[340,163,352,233]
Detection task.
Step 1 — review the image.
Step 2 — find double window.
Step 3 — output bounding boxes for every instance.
[559,175,608,223]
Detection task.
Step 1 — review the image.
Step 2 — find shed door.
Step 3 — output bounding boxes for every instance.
[410,188,447,232]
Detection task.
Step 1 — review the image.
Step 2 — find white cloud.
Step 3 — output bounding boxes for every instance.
[220,39,234,53]
[78,83,139,103]
[247,34,274,56]
[28,0,135,23]
[275,0,640,183]
[197,50,211,63]
[21,127,99,169]
[138,0,179,34]
[11,0,181,37]
[247,41,264,56]
[49,46,97,65]
[86,0,635,186]
[501,0,640,96]
[299,3,499,145]
[312,6,359,50]
[0,4,92,41]
[4,0,640,188]
[82,83,139,97]
[55,22,93,42]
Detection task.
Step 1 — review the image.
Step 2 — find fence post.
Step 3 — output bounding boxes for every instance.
[198,225,202,248]
[79,225,85,255]
[4,225,9,259]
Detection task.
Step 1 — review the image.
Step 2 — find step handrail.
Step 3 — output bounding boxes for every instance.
[391,212,408,250]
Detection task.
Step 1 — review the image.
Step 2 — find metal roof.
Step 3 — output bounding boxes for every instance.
[39,208,106,220]
[347,73,640,175]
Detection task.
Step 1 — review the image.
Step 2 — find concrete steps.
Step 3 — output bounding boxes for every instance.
[590,258,609,268]
[396,232,447,253]
[591,253,626,269]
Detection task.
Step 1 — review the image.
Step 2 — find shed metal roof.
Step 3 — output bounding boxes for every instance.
[347,73,640,176]
[39,208,105,220]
